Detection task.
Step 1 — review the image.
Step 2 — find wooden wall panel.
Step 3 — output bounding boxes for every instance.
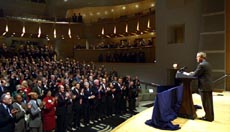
[226,0,230,91]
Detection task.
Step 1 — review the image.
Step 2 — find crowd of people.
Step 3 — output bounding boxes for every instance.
[0,43,56,60]
[95,39,153,49]
[0,48,141,132]
[74,39,153,50]
[72,13,83,23]
[98,51,146,63]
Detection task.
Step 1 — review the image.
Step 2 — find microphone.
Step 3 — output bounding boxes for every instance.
[179,66,187,73]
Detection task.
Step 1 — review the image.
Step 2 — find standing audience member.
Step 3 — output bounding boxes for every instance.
[82,81,95,126]
[65,84,74,131]
[27,92,43,132]
[72,83,83,130]
[32,80,44,99]
[106,82,114,116]
[78,13,83,23]
[55,85,68,132]
[0,93,18,132]
[12,94,27,132]
[21,80,31,102]
[0,79,8,96]
[42,90,56,132]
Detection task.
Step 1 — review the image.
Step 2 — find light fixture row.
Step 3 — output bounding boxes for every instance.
[2,19,152,40]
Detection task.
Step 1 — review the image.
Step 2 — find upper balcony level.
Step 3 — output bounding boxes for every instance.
[0,0,154,24]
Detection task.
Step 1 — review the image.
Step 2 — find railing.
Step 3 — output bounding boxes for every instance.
[139,80,158,101]
[140,80,160,89]
[213,74,230,84]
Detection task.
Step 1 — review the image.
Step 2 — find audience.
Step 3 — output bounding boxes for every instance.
[72,13,83,23]
[95,39,153,49]
[0,44,141,131]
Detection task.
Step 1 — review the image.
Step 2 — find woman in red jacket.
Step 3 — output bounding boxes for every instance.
[42,90,56,132]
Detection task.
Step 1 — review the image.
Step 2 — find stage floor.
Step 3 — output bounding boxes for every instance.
[112,92,230,132]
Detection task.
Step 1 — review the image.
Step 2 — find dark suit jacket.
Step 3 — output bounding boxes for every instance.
[72,89,82,108]
[56,92,67,116]
[0,104,15,132]
[192,60,212,91]
[0,86,4,97]
[12,102,26,132]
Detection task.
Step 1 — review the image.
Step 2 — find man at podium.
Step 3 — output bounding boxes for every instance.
[183,52,214,122]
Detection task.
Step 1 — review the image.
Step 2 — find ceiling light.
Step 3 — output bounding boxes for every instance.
[21,25,25,37]
[5,24,9,32]
[101,27,104,35]
[104,11,108,15]
[53,28,56,38]
[122,6,126,10]
[135,5,139,8]
[151,3,155,7]
[68,28,71,38]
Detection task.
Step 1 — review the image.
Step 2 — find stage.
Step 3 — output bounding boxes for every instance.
[111,92,230,132]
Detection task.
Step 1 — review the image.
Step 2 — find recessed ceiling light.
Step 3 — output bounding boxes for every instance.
[122,6,126,10]
[135,4,139,8]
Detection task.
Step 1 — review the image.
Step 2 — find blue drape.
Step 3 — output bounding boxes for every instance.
[145,85,184,130]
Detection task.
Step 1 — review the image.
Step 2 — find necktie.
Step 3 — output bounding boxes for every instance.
[60,93,64,100]
[35,100,40,107]
[6,106,13,117]
[0,86,4,92]
[38,87,41,94]
[98,88,101,99]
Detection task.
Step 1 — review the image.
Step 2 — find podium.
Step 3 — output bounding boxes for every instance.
[175,71,197,119]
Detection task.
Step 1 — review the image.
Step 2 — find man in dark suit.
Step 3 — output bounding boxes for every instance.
[189,52,214,122]
[72,83,83,130]
[0,81,5,97]
[32,80,44,99]
[0,93,17,132]
[82,81,95,126]
[55,85,68,132]
[0,80,7,97]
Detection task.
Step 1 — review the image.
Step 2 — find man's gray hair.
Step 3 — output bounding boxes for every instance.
[197,52,207,59]
[0,93,7,102]
[84,81,89,86]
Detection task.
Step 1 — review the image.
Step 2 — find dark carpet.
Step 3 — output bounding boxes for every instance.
[142,103,154,108]
[70,112,139,132]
